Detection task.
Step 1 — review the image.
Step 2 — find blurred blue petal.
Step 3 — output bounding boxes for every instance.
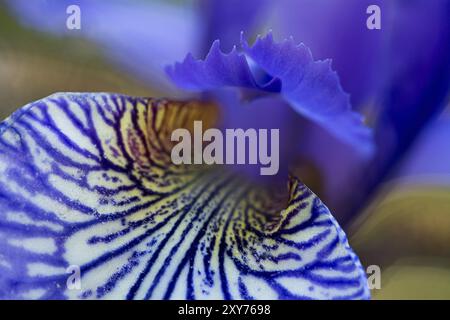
[167,33,374,161]
[375,0,450,159]
[6,0,201,93]
[272,0,386,107]
[210,91,301,180]
[359,0,450,220]
[201,0,270,51]
[270,0,450,217]
[273,0,449,110]
[396,111,450,184]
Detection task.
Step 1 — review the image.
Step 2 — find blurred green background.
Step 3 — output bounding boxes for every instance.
[0,6,153,119]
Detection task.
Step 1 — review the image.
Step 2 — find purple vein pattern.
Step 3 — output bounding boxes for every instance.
[0,93,369,299]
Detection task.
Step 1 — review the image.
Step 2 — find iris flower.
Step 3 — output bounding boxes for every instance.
[6,0,449,220]
[0,0,448,300]
[0,25,372,300]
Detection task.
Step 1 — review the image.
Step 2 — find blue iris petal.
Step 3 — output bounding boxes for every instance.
[167,32,375,157]
[166,41,258,91]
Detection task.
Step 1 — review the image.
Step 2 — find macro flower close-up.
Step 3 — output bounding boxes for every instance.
[0,0,449,303]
